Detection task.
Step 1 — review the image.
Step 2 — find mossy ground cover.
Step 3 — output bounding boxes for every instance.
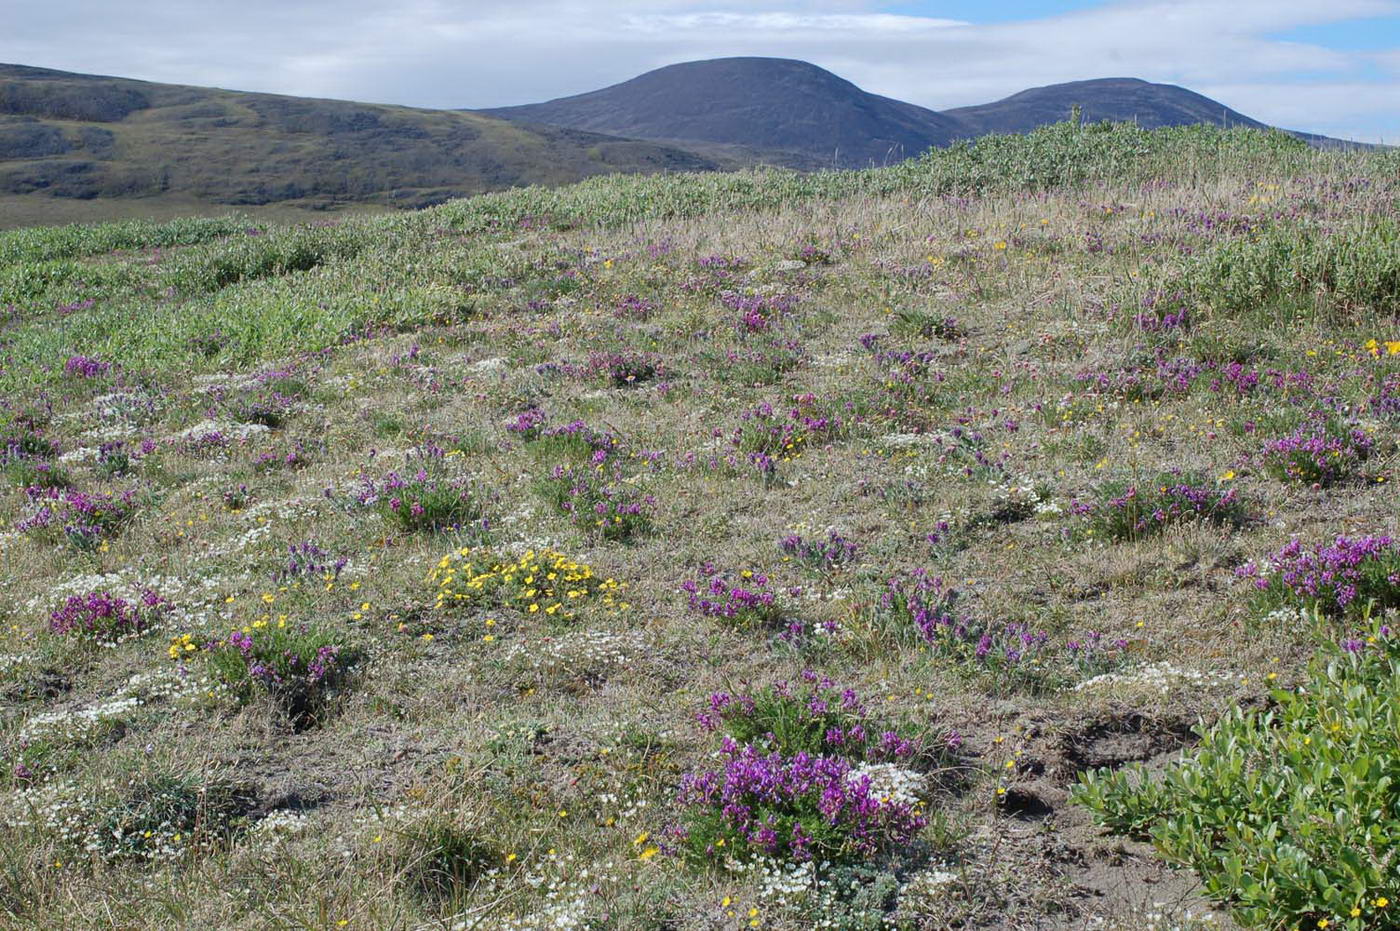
[0,123,1397,929]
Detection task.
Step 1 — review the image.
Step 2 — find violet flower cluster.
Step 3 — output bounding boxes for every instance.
[50,589,167,643]
[1239,535,1400,617]
[1259,423,1374,486]
[676,740,927,860]
[16,485,138,548]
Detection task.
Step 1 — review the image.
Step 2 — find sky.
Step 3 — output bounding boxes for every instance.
[3,1,1399,142]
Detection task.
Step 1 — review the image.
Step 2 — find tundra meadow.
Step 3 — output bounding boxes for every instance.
[1,123,1399,930]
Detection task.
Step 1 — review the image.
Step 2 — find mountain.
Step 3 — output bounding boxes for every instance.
[944,77,1359,148]
[0,63,724,226]
[945,77,1272,136]
[480,57,967,169]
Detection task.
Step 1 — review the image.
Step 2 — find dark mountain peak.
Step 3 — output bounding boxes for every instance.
[481,57,965,168]
[947,77,1269,136]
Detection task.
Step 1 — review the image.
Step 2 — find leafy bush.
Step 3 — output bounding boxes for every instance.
[162,224,372,294]
[1073,621,1400,930]
[1185,218,1400,321]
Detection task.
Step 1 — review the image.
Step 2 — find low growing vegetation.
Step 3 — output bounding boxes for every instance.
[0,122,1396,928]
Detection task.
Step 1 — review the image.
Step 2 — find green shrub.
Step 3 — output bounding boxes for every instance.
[1072,618,1400,930]
[1185,219,1400,322]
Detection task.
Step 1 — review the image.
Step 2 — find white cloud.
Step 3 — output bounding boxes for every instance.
[0,0,1396,140]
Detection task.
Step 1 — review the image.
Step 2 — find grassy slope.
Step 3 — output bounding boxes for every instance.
[0,64,725,228]
[0,123,1397,929]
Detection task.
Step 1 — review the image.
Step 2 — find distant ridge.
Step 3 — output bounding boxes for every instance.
[481,57,967,169]
[486,62,1364,157]
[0,58,1372,228]
[0,62,723,219]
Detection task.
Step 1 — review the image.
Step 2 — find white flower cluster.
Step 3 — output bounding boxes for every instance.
[1074,661,1231,696]
[753,856,818,907]
[5,778,195,862]
[15,698,134,748]
[500,629,648,686]
[1262,606,1303,628]
[113,667,226,706]
[846,762,926,807]
[595,785,651,826]
[459,850,626,931]
[0,652,32,681]
[92,389,162,423]
[891,863,963,920]
[57,446,98,465]
[171,419,271,446]
[250,808,312,843]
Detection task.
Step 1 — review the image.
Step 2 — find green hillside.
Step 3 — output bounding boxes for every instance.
[1,123,1398,930]
[0,63,723,229]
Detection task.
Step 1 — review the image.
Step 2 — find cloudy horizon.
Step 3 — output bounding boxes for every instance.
[4,1,1398,143]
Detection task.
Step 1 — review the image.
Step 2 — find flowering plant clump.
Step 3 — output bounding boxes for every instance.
[874,572,1126,690]
[527,419,621,461]
[1239,535,1400,619]
[354,449,488,534]
[682,566,788,629]
[874,571,964,647]
[277,541,348,584]
[586,351,667,387]
[677,742,928,862]
[504,407,547,440]
[696,337,808,386]
[779,530,860,575]
[696,674,920,762]
[613,294,659,319]
[677,673,930,863]
[96,441,131,477]
[721,290,799,332]
[187,621,353,724]
[428,547,628,620]
[872,347,946,399]
[1259,421,1375,486]
[63,354,111,378]
[730,396,846,461]
[1,422,67,488]
[1087,473,1250,542]
[1368,372,1400,419]
[16,485,138,549]
[50,589,168,645]
[536,461,655,542]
